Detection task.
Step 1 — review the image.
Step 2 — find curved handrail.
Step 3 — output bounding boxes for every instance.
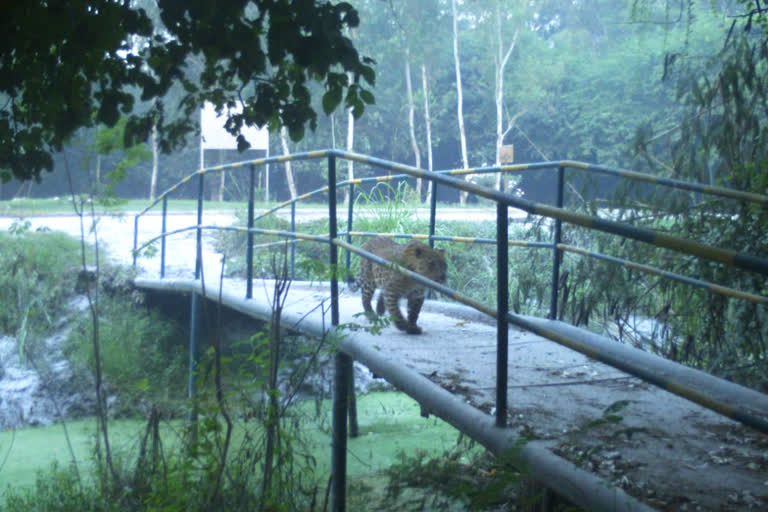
[131,149,768,433]
[131,149,768,511]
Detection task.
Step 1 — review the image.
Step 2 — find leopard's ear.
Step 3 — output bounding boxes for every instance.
[413,246,423,257]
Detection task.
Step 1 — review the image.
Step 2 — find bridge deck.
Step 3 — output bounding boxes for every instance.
[134,277,768,511]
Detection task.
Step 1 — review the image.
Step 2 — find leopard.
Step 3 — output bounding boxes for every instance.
[359,236,447,334]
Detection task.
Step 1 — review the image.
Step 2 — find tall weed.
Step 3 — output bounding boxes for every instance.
[64,294,187,416]
[0,225,83,359]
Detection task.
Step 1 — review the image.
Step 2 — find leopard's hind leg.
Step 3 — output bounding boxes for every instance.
[381,289,413,333]
[360,262,376,314]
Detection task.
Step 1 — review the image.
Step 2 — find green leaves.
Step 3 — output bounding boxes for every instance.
[2,0,376,183]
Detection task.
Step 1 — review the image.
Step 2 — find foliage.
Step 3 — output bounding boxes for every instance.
[620,2,768,387]
[214,212,336,281]
[1,0,375,183]
[64,292,187,416]
[86,118,152,195]
[385,441,521,511]
[0,225,82,359]
[2,462,115,512]
[353,181,424,234]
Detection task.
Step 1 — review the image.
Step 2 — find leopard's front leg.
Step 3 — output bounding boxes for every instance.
[404,289,425,335]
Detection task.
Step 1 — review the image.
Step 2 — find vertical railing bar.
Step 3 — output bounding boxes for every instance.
[550,166,565,320]
[188,292,200,428]
[196,180,204,279]
[427,177,438,299]
[496,202,509,428]
[329,154,349,512]
[132,215,139,267]
[345,183,355,282]
[246,164,255,299]
[428,177,437,249]
[329,155,339,326]
[160,196,168,278]
[290,201,296,280]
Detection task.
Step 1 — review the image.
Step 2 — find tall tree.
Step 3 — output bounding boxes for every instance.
[279,127,298,199]
[404,47,423,198]
[422,62,435,204]
[492,2,521,191]
[0,0,375,183]
[451,0,471,204]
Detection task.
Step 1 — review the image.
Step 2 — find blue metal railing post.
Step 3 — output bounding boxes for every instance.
[428,178,437,249]
[132,215,139,267]
[160,196,167,278]
[427,178,438,299]
[329,154,349,512]
[496,203,509,428]
[188,291,200,427]
[195,173,204,280]
[328,155,339,327]
[246,164,255,299]
[345,183,355,280]
[550,167,564,320]
[290,201,296,279]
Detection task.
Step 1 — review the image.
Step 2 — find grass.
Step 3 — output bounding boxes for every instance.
[0,197,261,216]
[0,392,465,498]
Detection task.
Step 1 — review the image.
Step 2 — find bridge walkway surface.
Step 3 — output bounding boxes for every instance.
[134,276,768,511]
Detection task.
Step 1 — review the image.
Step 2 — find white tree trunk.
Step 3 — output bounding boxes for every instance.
[150,121,159,200]
[494,4,519,192]
[280,126,297,199]
[452,0,470,205]
[345,103,355,205]
[422,62,435,204]
[404,47,422,199]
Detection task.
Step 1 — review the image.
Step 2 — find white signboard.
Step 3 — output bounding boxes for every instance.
[201,102,268,150]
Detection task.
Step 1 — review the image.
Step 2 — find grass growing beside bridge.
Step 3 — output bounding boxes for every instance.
[0,392,476,510]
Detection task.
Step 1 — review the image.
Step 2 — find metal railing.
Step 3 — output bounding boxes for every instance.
[133,149,768,511]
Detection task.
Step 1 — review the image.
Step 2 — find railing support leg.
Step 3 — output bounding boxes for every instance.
[188,292,201,427]
[332,352,351,512]
[160,196,167,278]
[550,167,564,320]
[247,165,255,299]
[496,203,509,428]
[290,201,296,280]
[328,154,349,512]
[347,365,359,438]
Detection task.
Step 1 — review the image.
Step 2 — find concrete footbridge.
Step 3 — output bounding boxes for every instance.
[131,149,768,512]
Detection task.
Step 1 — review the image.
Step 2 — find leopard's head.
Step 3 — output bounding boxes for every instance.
[402,240,447,284]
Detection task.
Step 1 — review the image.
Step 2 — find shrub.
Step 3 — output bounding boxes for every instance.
[64,294,187,416]
[0,225,82,359]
